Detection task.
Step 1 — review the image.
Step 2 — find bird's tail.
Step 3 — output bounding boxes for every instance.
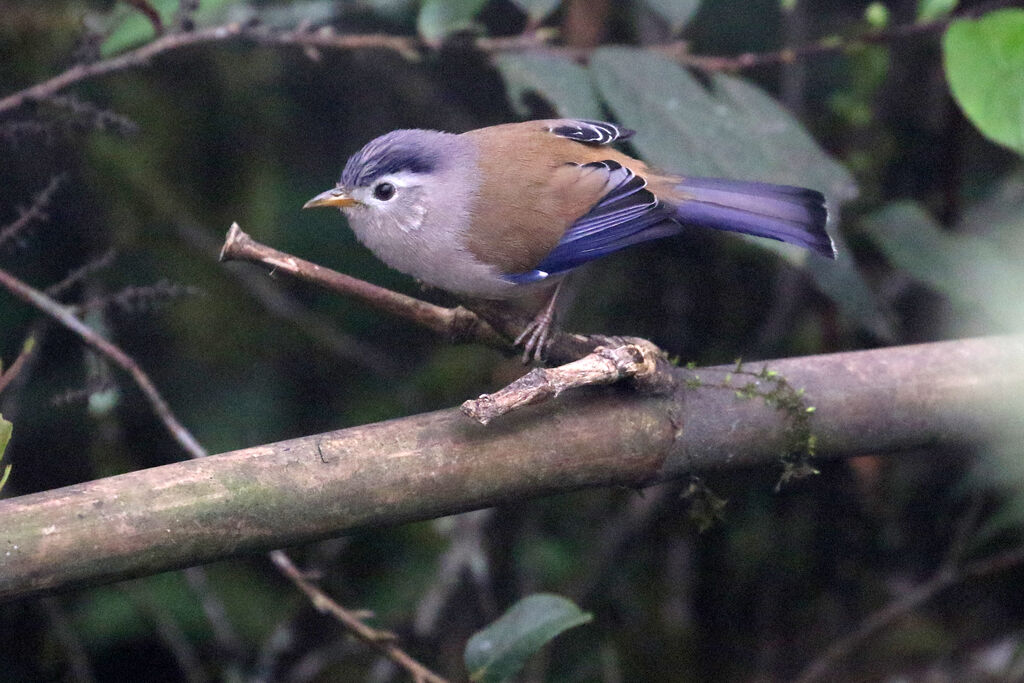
[671,177,836,258]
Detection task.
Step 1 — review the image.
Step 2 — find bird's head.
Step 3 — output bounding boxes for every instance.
[303,129,458,235]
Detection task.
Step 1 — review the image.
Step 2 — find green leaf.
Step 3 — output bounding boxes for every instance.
[0,414,11,492]
[865,2,890,29]
[0,414,10,458]
[589,48,892,340]
[509,0,561,23]
[493,53,603,120]
[465,594,592,683]
[861,201,1024,330]
[943,10,1024,155]
[590,48,856,197]
[642,0,701,33]
[101,0,237,56]
[417,0,488,45]
[918,0,958,23]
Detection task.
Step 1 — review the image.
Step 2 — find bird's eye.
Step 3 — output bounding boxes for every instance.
[373,182,396,201]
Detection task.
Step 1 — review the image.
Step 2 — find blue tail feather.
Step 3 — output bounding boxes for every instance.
[672,178,835,259]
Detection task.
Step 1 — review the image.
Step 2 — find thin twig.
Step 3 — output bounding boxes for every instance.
[124,581,208,683]
[41,95,139,136]
[4,3,1014,117]
[39,598,97,683]
[219,223,636,366]
[0,337,36,396]
[462,343,662,425]
[654,0,1024,72]
[795,541,1024,683]
[219,223,505,348]
[182,567,247,661]
[269,550,450,683]
[0,266,447,683]
[175,220,399,376]
[413,509,496,638]
[46,249,118,298]
[0,175,63,250]
[0,266,206,458]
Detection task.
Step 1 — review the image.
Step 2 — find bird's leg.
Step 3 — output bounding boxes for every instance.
[514,280,564,364]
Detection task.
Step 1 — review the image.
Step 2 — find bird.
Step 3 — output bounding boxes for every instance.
[304,118,835,361]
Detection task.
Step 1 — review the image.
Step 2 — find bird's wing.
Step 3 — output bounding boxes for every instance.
[505,160,677,284]
[545,120,635,145]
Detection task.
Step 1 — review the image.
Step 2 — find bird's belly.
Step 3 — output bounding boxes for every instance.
[356,226,519,300]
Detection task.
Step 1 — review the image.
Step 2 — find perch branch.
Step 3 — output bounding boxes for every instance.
[176,220,398,375]
[219,223,649,366]
[3,335,1023,600]
[220,223,504,348]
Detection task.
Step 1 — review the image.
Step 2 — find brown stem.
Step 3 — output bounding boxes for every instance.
[0,266,206,459]
[5,2,1017,117]
[3,335,1023,601]
[219,223,505,347]
[0,175,63,250]
[462,343,661,425]
[219,223,642,367]
[0,266,447,681]
[269,551,450,683]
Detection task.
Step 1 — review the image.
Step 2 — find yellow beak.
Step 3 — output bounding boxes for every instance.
[303,188,359,209]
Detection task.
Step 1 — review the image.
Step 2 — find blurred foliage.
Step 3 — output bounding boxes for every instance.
[641,0,702,34]
[418,0,490,43]
[2,0,1024,681]
[0,414,11,491]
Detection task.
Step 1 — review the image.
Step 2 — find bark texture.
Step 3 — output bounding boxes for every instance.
[2,336,1022,601]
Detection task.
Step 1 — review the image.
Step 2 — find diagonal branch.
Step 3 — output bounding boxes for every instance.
[219,223,633,366]
[0,176,64,250]
[0,266,448,682]
[0,266,206,458]
[269,551,450,683]
[794,541,1024,683]
[219,222,504,347]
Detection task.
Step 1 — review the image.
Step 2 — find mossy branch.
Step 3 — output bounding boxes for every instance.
[2,335,1023,601]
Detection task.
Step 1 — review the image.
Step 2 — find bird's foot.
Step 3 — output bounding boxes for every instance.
[513,281,563,364]
[514,312,554,364]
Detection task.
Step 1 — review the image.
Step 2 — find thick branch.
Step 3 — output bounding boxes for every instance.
[2,335,1022,601]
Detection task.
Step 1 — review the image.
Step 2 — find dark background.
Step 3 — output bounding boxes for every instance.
[2,0,1023,680]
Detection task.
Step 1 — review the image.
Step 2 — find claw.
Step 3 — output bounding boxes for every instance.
[514,281,562,364]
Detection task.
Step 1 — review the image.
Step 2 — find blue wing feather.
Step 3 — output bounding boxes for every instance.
[506,161,677,281]
[504,165,835,284]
